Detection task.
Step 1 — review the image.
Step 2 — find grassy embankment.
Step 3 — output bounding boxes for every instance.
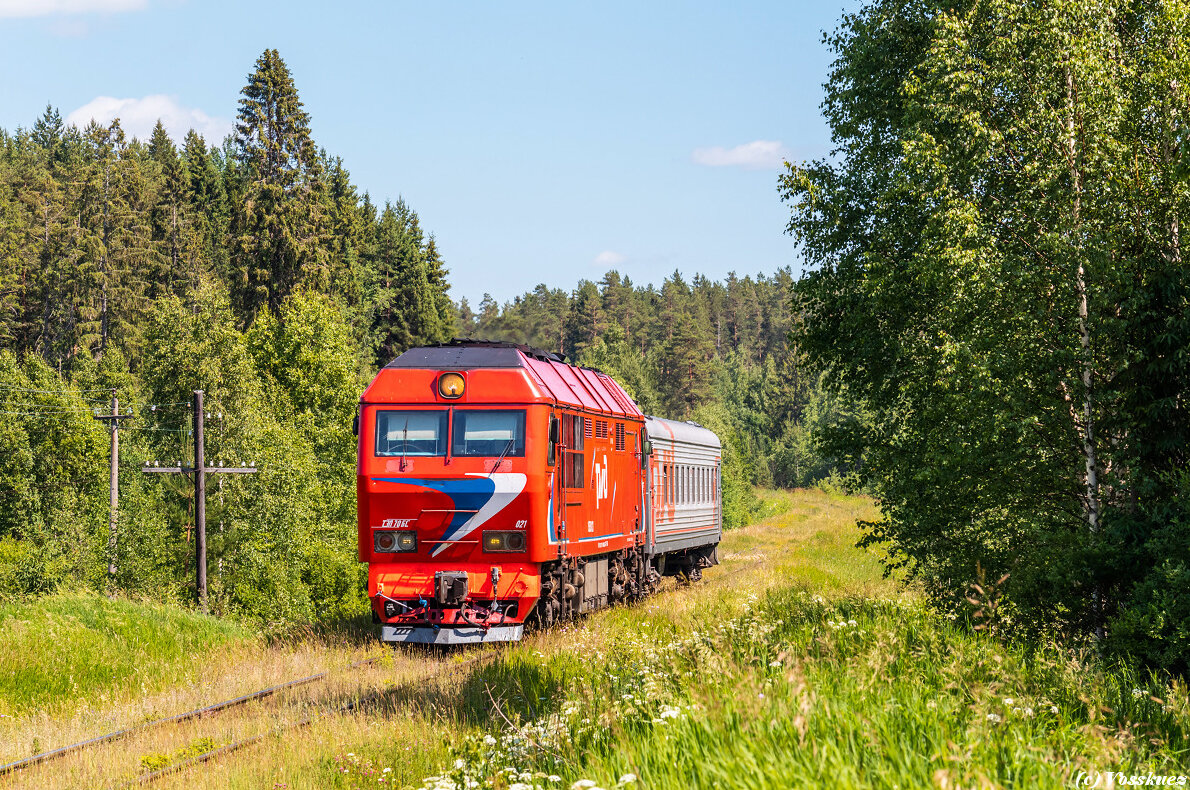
[2,489,1188,789]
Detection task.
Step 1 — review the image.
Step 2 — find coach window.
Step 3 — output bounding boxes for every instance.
[452,410,526,457]
[376,410,448,457]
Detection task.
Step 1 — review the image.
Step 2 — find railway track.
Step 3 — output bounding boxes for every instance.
[0,655,382,779]
[121,652,495,787]
[0,649,497,789]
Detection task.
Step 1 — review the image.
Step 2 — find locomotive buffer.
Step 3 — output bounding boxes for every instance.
[141,390,256,613]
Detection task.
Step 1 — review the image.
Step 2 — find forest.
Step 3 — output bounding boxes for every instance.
[0,50,844,627]
[5,0,1188,679]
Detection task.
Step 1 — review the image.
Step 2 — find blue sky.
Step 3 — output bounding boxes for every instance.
[0,0,858,305]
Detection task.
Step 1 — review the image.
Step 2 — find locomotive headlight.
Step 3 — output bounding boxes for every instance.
[374,530,417,553]
[483,530,527,552]
[438,372,465,398]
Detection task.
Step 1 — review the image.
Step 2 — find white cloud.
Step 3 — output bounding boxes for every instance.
[0,0,146,18]
[66,95,232,143]
[691,140,790,171]
[593,250,626,268]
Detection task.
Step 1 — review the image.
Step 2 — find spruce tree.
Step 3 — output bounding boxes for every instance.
[230,48,326,323]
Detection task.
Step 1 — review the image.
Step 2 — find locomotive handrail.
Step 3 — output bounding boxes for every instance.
[420,508,480,513]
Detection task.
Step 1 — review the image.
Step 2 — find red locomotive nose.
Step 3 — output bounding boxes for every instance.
[357,340,722,646]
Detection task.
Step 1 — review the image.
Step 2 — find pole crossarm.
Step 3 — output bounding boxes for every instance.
[141,467,258,474]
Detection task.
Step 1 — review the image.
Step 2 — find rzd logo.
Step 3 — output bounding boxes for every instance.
[593,456,609,505]
[381,518,414,528]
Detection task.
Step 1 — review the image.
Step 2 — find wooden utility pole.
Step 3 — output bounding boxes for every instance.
[143,390,257,613]
[94,389,133,583]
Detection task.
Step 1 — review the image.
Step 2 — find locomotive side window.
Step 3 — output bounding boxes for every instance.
[562,413,585,488]
[547,414,559,466]
[452,410,526,457]
[376,410,448,457]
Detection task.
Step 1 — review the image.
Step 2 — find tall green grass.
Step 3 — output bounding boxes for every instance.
[0,592,254,716]
[331,489,1190,790]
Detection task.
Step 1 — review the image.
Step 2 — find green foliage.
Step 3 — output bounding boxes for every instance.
[0,48,447,627]
[782,0,1190,668]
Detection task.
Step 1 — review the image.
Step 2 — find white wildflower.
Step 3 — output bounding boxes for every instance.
[1132,688,1144,699]
[548,778,562,784]
[618,774,637,785]
[454,759,466,769]
[848,619,858,627]
[1024,707,1034,717]
[1002,697,1014,706]
[483,734,497,746]
[1051,705,1059,714]
[510,785,533,790]
[572,782,598,790]
[769,659,782,667]
[987,713,1002,723]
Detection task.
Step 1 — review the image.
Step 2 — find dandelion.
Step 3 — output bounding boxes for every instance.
[1132,688,1144,699]
[987,713,1002,723]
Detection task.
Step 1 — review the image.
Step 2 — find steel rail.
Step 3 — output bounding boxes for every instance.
[0,655,381,777]
[125,652,498,786]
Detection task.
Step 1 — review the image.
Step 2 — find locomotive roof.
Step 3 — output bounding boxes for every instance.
[384,339,644,419]
[386,339,566,370]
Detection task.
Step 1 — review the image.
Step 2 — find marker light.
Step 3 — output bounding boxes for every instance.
[438,372,465,398]
[374,530,417,553]
[483,530,527,552]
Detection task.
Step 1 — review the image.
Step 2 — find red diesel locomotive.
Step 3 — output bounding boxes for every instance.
[356,340,721,644]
